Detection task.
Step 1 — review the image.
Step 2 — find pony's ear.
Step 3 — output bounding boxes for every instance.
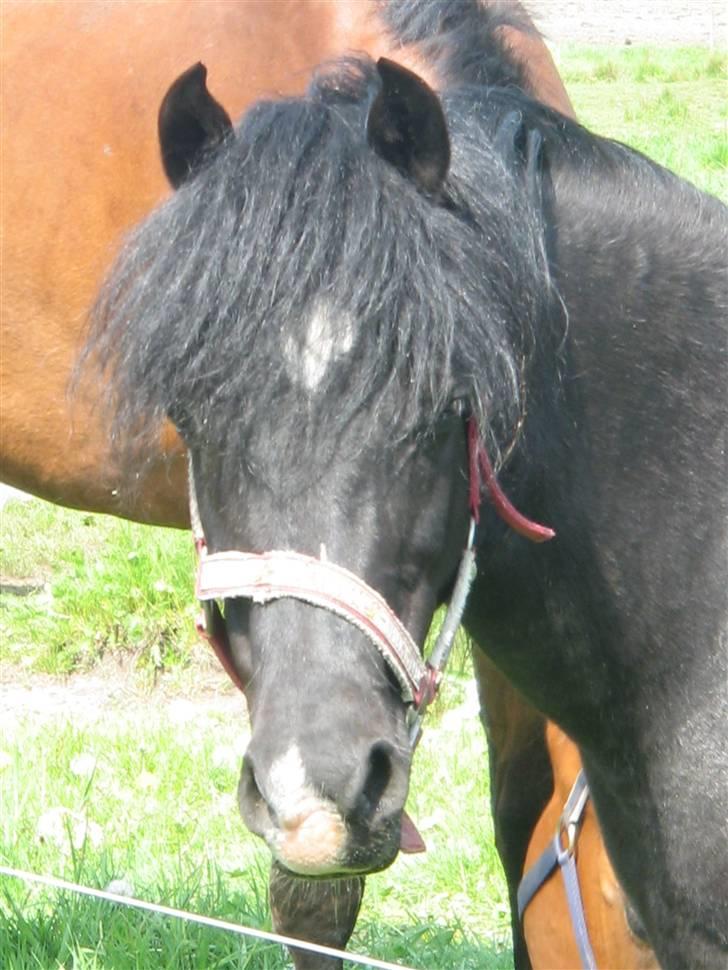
[367,58,450,195]
[158,63,232,189]
[494,110,546,208]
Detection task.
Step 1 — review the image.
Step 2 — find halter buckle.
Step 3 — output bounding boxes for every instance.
[413,665,441,709]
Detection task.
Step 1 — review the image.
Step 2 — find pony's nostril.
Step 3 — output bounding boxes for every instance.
[356,740,394,821]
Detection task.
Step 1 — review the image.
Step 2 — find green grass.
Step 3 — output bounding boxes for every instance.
[554,46,727,200]
[1,504,197,675]
[0,661,509,969]
[557,45,726,86]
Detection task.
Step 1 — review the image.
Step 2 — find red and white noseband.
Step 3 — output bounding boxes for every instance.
[190,466,477,748]
[189,419,553,749]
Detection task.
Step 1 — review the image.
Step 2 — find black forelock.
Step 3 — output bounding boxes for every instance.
[83,55,552,492]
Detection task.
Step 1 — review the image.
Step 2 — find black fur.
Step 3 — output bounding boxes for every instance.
[81,10,728,964]
[158,62,232,188]
[84,56,551,494]
[379,0,536,89]
[367,58,451,194]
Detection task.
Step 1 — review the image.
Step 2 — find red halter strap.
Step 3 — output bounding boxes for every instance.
[467,419,555,542]
[195,546,429,704]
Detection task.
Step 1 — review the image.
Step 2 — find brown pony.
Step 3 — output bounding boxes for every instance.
[476,654,658,970]
[524,721,658,970]
[1,3,653,967]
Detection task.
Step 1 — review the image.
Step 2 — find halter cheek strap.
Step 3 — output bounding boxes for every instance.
[192,497,476,721]
[188,463,478,744]
[188,422,553,747]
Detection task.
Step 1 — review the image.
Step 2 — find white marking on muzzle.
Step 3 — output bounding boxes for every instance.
[267,745,315,818]
[265,744,347,875]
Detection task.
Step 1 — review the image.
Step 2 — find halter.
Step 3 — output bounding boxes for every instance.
[190,472,476,748]
[517,770,597,970]
[189,418,554,748]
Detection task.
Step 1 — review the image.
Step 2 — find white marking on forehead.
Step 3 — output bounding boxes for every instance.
[285,302,355,391]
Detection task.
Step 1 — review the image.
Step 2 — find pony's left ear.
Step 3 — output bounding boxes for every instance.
[158,62,232,189]
[367,58,450,195]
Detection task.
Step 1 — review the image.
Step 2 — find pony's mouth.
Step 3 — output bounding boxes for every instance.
[399,811,427,853]
[265,809,425,879]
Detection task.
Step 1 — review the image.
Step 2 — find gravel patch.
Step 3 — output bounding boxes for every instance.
[528,0,727,47]
[0,660,247,731]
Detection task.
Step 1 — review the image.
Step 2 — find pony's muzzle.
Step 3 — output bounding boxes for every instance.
[237,738,408,876]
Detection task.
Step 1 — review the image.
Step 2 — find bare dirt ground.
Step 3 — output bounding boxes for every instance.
[529,0,727,47]
[2,2,725,726]
[0,655,246,730]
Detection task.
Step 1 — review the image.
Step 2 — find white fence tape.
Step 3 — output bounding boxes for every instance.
[0,865,420,970]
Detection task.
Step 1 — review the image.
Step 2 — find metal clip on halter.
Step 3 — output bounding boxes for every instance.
[517,770,597,970]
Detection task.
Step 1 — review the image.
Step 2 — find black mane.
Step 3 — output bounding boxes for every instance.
[381,0,538,89]
[85,55,553,489]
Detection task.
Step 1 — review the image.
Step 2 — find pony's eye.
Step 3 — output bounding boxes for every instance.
[449,397,471,419]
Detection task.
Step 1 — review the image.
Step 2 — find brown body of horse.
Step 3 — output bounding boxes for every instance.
[525,721,658,970]
[1,3,653,967]
[475,654,658,970]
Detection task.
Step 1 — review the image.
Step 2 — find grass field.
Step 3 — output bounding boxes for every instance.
[1,44,726,970]
[559,44,727,198]
[1,670,508,969]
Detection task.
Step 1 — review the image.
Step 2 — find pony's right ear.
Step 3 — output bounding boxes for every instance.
[367,58,450,195]
[158,62,232,189]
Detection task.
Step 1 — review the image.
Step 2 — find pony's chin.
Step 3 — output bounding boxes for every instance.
[274,854,399,880]
[272,825,402,879]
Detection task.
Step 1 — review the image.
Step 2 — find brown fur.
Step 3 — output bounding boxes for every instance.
[523,722,659,969]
